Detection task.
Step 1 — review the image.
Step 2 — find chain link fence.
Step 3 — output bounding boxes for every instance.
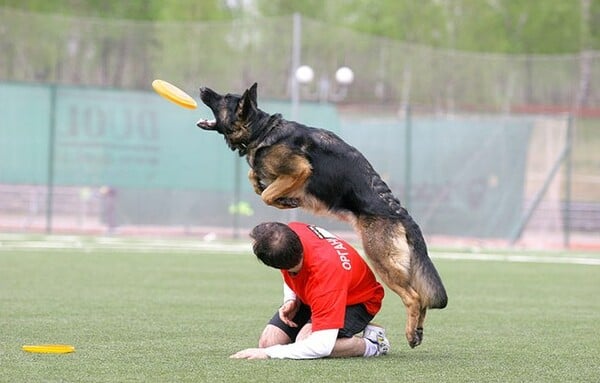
[0,8,598,248]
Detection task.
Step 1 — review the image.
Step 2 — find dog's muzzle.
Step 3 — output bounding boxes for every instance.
[196,119,216,130]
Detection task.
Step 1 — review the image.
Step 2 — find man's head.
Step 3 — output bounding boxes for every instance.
[250,222,302,270]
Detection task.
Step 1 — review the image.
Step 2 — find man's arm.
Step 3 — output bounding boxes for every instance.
[230,329,338,359]
[283,282,296,303]
[279,282,299,327]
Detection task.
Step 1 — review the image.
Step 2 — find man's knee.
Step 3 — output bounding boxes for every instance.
[258,324,291,348]
[296,323,313,341]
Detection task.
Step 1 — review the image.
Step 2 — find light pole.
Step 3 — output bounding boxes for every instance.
[288,64,354,223]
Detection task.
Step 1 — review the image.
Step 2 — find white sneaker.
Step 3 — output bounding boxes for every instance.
[363,323,390,355]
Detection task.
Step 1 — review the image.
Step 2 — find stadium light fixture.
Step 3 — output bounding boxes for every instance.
[294,65,354,102]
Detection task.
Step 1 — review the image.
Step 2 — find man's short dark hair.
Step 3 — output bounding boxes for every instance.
[249,222,303,269]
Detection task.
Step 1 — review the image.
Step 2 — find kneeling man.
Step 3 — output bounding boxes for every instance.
[231,222,390,360]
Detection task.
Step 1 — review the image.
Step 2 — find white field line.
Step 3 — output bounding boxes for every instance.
[0,234,599,266]
[0,238,251,253]
[433,252,600,266]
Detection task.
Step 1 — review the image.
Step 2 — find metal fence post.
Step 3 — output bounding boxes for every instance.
[563,114,574,248]
[288,12,302,222]
[404,104,412,211]
[232,157,241,239]
[45,84,57,234]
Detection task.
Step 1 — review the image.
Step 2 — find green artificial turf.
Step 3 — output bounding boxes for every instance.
[1,239,598,382]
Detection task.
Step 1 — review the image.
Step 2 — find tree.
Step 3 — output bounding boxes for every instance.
[1,0,595,53]
[255,0,591,54]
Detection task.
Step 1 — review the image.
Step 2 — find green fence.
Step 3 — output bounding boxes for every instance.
[1,81,565,239]
[342,117,533,238]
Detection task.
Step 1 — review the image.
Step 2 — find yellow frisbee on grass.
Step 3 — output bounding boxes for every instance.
[152,79,197,110]
[22,344,75,354]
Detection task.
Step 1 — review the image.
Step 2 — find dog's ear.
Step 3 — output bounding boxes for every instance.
[246,82,258,103]
[237,83,258,119]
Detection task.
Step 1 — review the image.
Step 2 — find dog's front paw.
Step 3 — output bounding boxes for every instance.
[252,181,266,195]
[248,170,266,194]
[273,197,300,209]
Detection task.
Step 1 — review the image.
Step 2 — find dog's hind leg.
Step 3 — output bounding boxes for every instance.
[358,217,424,348]
[380,274,423,348]
[403,291,423,348]
[416,306,427,346]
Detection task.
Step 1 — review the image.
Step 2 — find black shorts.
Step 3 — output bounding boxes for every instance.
[268,303,374,341]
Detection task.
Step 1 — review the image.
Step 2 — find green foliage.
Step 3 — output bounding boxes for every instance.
[155,0,239,22]
[0,0,234,21]
[257,0,593,54]
[0,0,160,19]
[1,0,594,53]
[588,0,600,49]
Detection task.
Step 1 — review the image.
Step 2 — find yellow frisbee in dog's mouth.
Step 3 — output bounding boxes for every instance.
[152,79,198,110]
[22,344,75,354]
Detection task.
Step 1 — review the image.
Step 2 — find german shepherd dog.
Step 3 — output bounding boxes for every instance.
[197,83,447,348]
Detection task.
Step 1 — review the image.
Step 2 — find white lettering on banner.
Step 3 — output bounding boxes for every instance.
[326,238,352,270]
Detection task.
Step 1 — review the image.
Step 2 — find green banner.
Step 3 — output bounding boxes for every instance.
[0,83,339,190]
[0,82,532,238]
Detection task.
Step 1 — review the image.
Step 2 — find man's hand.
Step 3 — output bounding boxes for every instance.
[279,299,300,327]
[230,348,269,359]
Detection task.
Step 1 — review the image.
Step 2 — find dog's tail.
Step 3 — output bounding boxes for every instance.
[358,214,448,310]
[400,213,448,309]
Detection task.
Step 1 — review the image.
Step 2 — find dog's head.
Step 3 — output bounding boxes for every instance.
[197,83,259,155]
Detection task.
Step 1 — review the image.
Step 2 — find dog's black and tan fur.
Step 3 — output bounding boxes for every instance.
[197,83,447,348]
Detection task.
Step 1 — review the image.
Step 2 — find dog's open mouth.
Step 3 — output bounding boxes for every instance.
[196,119,216,129]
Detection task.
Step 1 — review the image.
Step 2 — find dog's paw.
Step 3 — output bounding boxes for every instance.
[252,183,265,195]
[408,328,423,349]
[257,180,268,192]
[274,197,300,209]
[415,327,423,345]
[247,170,266,194]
